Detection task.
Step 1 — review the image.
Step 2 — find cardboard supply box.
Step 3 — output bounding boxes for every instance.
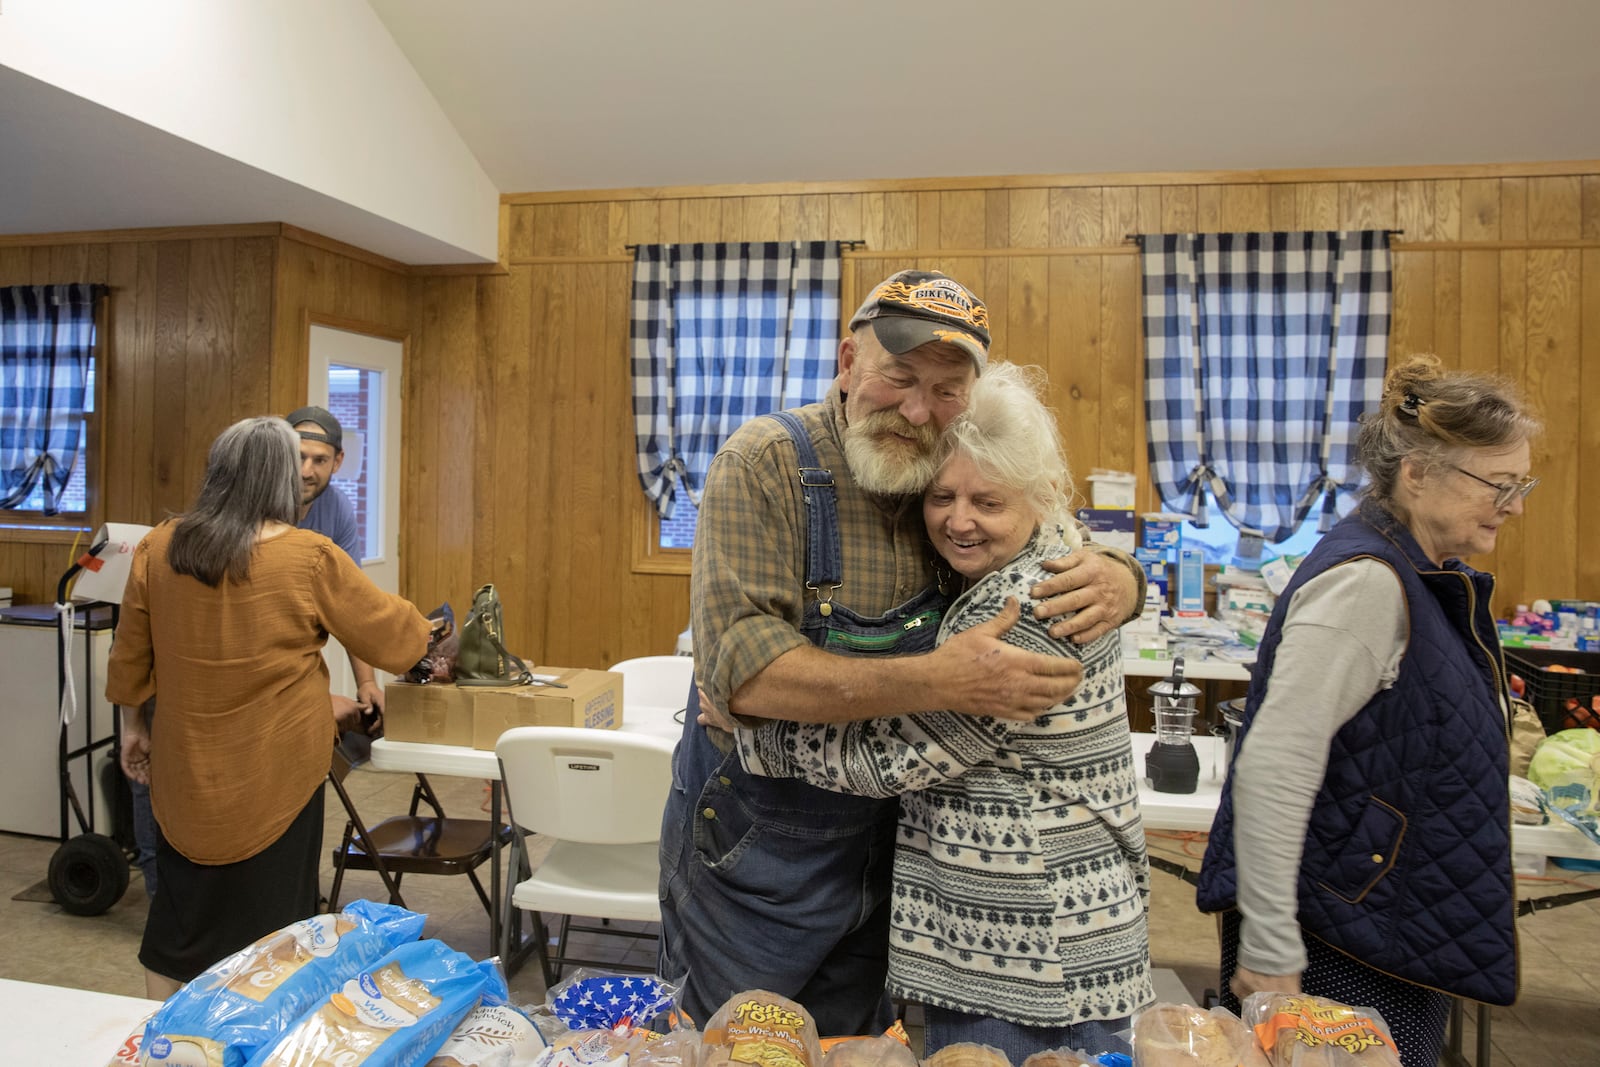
[384,682,478,748]
[1075,507,1136,553]
[1140,513,1185,554]
[471,668,623,751]
[1175,547,1207,616]
[1087,470,1137,509]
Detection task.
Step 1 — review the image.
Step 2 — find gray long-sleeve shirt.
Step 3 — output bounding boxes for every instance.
[1231,558,1406,977]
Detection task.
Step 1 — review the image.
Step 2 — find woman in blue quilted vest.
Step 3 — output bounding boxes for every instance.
[1195,354,1540,1067]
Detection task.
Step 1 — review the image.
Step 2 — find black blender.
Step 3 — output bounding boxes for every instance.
[1145,656,1202,794]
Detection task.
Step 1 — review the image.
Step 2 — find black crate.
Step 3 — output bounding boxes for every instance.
[1503,647,1600,734]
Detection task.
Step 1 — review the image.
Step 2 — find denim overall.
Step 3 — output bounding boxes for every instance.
[657,411,947,1037]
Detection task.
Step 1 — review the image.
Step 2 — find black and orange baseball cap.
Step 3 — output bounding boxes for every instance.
[848,269,991,371]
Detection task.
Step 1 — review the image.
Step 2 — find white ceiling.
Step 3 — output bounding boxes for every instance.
[0,64,478,264]
[2,0,1597,264]
[369,0,1600,191]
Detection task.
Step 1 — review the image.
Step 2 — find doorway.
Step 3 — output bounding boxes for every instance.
[308,322,405,697]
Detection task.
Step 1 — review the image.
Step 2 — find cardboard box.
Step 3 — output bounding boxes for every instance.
[384,682,478,748]
[1140,513,1184,554]
[1260,553,1305,596]
[1175,547,1207,616]
[472,668,623,750]
[1087,470,1137,509]
[1121,629,1172,660]
[1075,507,1136,553]
[1135,547,1170,580]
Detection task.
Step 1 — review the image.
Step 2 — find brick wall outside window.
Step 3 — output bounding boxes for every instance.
[327,368,371,559]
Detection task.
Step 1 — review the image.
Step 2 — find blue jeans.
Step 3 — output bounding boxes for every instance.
[659,579,947,1036]
[129,777,159,897]
[922,1006,1132,1062]
[127,700,159,897]
[658,729,898,1036]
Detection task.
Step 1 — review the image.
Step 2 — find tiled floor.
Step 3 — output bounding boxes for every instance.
[2,766,1598,1065]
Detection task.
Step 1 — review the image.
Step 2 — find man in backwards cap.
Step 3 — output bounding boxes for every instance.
[287,405,386,723]
[659,270,1145,1033]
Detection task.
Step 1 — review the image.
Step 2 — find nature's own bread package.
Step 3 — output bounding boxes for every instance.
[1240,993,1402,1067]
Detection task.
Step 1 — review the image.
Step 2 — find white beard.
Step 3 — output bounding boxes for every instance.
[842,414,940,495]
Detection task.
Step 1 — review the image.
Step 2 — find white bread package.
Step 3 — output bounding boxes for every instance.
[1132,1002,1271,1067]
[427,1002,547,1066]
[701,991,821,1067]
[244,939,496,1066]
[140,900,425,1067]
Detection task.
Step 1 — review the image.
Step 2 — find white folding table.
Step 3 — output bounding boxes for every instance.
[0,978,160,1064]
[1131,731,1600,862]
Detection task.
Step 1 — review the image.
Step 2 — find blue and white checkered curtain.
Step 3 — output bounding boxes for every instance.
[631,241,840,518]
[1139,231,1390,542]
[1,284,104,514]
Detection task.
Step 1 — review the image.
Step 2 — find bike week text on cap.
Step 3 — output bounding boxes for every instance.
[848,270,990,371]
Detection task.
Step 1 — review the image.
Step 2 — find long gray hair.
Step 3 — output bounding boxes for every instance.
[167,416,300,586]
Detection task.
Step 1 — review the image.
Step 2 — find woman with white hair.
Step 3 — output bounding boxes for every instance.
[108,415,429,999]
[738,362,1151,1059]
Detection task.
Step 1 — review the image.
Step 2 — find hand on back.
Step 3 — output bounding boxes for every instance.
[936,598,1084,721]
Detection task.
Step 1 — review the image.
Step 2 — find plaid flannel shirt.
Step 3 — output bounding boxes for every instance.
[690,386,934,715]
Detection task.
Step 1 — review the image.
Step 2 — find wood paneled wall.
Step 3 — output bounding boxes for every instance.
[270,234,412,415]
[0,232,278,603]
[405,167,1600,670]
[0,227,410,605]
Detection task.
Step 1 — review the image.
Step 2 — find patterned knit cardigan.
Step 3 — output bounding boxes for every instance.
[738,528,1155,1027]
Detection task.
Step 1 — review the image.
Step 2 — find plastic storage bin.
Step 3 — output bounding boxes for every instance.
[1503,647,1600,734]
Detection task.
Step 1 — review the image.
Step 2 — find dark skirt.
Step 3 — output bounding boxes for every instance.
[1219,909,1450,1067]
[139,786,324,983]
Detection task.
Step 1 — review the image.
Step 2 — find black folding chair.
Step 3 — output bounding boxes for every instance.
[326,733,512,946]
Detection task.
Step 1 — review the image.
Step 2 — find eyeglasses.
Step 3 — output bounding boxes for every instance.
[1450,465,1539,510]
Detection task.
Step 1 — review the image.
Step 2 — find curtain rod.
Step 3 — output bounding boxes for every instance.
[623,239,866,253]
[1121,229,1406,242]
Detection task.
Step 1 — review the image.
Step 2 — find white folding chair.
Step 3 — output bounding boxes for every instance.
[495,726,677,984]
[608,655,696,739]
[608,655,695,708]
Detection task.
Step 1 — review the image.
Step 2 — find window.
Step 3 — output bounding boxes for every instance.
[13,360,93,516]
[658,494,699,551]
[1,284,105,531]
[1180,514,1329,568]
[1137,231,1392,545]
[327,363,381,562]
[629,241,842,572]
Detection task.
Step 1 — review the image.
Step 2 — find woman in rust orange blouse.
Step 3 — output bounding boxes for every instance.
[108,415,429,999]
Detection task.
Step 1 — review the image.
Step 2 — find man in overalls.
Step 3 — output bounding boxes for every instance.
[658,270,1144,1035]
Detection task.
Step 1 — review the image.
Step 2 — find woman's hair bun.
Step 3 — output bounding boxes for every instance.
[1382,353,1445,412]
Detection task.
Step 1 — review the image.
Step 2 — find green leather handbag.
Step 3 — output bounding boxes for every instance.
[455,584,534,687]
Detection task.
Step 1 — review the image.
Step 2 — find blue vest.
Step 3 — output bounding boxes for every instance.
[1195,503,1518,1005]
